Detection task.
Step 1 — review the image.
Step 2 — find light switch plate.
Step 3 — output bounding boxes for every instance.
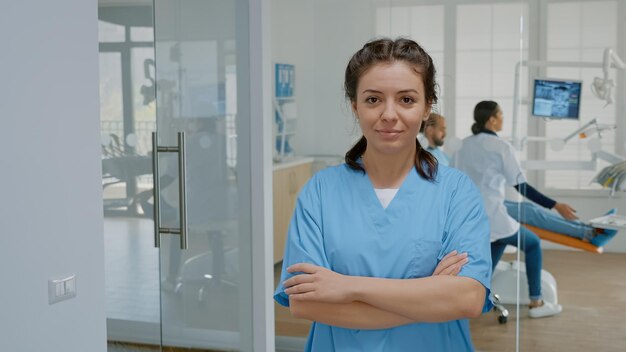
[48,275,76,304]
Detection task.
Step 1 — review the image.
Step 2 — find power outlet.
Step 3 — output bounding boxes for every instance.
[48,275,77,304]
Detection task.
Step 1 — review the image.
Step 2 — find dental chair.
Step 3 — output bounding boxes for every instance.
[526,224,603,253]
[490,224,603,324]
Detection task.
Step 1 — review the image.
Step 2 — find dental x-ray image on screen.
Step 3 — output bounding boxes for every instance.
[532,79,582,119]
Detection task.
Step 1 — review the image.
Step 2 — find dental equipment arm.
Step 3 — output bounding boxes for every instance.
[592,48,626,105]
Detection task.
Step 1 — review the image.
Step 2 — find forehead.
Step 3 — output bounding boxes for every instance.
[357,61,424,91]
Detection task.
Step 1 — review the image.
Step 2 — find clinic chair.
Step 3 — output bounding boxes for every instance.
[524,224,603,253]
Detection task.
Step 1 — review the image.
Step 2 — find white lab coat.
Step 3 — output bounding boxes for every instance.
[451,133,527,241]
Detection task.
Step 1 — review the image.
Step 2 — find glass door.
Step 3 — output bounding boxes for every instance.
[153,0,254,350]
[100,0,261,350]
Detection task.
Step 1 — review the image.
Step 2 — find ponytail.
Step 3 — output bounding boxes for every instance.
[471,122,481,135]
[415,139,438,181]
[345,136,368,172]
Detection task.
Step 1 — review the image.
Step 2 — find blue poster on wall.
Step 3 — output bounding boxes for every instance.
[275,64,295,158]
[275,63,295,97]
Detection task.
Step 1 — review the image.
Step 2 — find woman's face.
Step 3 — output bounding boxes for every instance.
[491,107,504,132]
[352,61,431,156]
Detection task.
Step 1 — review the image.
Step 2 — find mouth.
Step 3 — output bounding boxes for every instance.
[376,129,402,137]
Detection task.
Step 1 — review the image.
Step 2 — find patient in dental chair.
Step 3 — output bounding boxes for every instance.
[504,201,619,247]
[420,114,619,248]
[449,100,620,318]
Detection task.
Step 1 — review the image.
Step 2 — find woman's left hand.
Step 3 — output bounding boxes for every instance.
[284,263,354,303]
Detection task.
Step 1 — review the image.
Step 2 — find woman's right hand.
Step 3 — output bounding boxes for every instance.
[432,250,468,276]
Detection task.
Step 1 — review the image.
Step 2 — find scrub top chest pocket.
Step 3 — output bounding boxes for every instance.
[408,239,442,278]
[323,212,445,280]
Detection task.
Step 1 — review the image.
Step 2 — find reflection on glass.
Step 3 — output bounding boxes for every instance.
[99,3,160,349]
[153,0,253,349]
[131,26,154,42]
[99,52,123,128]
[126,133,137,147]
[99,20,125,43]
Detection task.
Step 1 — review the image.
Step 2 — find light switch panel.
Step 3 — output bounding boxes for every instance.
[48,275,76,304]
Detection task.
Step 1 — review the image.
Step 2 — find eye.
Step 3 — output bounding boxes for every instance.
[401,96,415,104]
[365,96,379,104]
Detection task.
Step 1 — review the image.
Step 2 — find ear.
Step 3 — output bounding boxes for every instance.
[424,105,432,120]
[351,101,357,114]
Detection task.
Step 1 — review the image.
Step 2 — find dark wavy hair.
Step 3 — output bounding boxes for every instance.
[344,38,439,181]
[472,101,500,135]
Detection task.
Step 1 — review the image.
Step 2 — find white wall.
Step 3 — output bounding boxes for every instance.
[272,0,377,158]
[0,1,106,351]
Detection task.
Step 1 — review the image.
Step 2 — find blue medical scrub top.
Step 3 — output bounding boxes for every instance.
[274,163,492,352]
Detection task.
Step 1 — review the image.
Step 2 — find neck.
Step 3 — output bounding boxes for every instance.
[480,127,498,136]
[362,145,416,189]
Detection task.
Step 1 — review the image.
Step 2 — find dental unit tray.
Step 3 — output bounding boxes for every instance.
[589,214,626,230]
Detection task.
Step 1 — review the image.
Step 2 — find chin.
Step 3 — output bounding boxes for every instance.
[372,142,414,156]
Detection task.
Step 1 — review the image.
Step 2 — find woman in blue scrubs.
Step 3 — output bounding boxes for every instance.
[274,38,493,351]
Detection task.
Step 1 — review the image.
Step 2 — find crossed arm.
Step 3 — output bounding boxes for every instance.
[284,251,486,330]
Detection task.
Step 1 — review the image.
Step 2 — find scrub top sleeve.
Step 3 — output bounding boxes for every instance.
[274,177,330,307]
[502,143,527,186]
[441,174,493,312]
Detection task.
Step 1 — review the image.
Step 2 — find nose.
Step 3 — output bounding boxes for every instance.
[380,101,398,121]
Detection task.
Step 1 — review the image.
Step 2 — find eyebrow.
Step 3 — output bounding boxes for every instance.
[361,89,420,95]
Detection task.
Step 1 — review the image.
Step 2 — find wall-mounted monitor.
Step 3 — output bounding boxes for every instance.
[532,79,582,119]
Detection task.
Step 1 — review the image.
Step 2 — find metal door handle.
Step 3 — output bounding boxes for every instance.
[151,132,189,250]
[152,133,161,248]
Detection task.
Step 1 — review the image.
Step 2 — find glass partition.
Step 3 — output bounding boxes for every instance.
[269,0,528,351]
[515,1,626,351]
[100,1,257,350]
[271,1,624,351]
[153,0,254,349]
